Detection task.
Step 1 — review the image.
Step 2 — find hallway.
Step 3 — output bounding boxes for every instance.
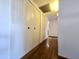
[0,0,79,59]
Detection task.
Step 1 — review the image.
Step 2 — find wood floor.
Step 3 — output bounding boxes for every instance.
[21,36,58,59]
[21,36,68,59]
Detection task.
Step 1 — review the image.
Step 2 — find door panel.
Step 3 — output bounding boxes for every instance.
[32,8,41,48]
[40,13,46,43]
[24,1,33,53]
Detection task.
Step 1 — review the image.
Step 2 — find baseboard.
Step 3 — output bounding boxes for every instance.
[58,55,69,59]
[48,36,58,38]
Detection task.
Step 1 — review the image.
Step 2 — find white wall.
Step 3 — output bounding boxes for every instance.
[40,13,46,42]
[46,14,58,36]
[11,0,46,59]
[23,0,44,57]
[59,0,79,59]
[0,0,11,59]
[0,0,46,59]
[45,17,49,38]
[11,0,25,59]
[49,16,58,36]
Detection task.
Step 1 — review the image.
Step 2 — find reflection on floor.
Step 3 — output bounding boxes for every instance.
[21,36,68,59]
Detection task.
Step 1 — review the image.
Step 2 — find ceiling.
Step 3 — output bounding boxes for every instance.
[31,0,58,18]
[32,0,49,7]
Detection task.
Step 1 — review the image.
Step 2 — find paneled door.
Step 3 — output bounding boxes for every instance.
[40,13,46,43]
[23,1,34,53]
[32,7,41,48]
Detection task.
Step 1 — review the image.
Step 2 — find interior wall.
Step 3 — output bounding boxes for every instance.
[45,17,49,38]
[0,0,10,59]
[47,15,58,36]
[23,0,41,54]
[49,16,58,36]
[40,13,46,42]
[11,0,25,59]
[59,0,79,59]
[11,0,46,59]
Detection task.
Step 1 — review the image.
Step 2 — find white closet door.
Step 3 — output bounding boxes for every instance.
[32,7,41,48]
[23,1,33,53]
[40,13,46,43]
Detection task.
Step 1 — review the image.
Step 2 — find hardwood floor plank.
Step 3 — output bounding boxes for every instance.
[21,36,58,59]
